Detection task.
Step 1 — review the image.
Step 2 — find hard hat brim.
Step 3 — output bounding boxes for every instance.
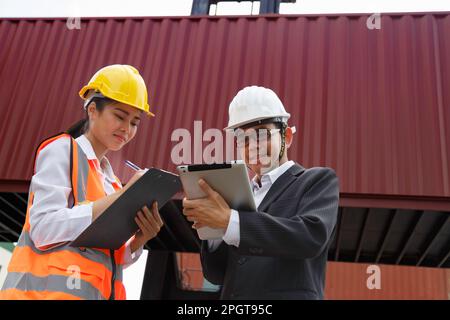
[224,113,290,130]
[79,85,155,117]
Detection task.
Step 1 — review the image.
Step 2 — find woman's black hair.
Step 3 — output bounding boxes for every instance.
[66,96,116,138]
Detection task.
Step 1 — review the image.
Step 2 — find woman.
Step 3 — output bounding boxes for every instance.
[0,64,162,300]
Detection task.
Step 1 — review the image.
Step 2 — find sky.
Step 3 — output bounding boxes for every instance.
[0,0,449,18]
[123,249,148,300]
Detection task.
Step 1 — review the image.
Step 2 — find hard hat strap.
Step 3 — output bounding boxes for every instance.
[278,122,287,160]
[83,91,108,109]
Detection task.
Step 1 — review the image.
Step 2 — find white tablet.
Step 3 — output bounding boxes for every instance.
[177,160,256,240]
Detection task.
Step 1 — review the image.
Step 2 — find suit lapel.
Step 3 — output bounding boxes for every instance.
[257,163,305,212]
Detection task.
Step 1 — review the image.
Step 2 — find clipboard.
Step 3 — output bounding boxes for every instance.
[145,199,201,252]
[70,168,182,250]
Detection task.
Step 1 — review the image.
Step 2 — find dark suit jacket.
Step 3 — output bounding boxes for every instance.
[200,163,339,300]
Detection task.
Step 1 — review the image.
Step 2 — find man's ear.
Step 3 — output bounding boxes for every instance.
[285,126,294,148]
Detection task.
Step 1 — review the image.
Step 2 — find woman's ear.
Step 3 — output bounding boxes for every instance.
[87,102,97,120]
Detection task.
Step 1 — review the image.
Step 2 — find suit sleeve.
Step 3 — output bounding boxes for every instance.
[200,240,229,285]
[238,168,339,259]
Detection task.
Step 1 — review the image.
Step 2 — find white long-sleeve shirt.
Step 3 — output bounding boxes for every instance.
[28,134,142,267]
[208,160,295,250]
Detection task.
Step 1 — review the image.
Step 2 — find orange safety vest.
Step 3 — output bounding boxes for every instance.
[0,133,128,300]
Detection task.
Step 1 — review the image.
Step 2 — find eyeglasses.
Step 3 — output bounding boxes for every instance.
[235,128,280,148]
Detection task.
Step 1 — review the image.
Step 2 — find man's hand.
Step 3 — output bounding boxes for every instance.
[182,179,231,229]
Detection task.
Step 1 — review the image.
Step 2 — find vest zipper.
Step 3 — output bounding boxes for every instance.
[109,249,116,300]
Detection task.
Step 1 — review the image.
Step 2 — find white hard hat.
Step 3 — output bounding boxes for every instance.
[225,86,290,130]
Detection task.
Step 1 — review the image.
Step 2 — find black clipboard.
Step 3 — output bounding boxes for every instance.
[70,168,182,250]
[145,199,201,252]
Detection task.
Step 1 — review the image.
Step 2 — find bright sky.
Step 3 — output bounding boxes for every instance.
[123,249,148,300]
[0,0,449,18]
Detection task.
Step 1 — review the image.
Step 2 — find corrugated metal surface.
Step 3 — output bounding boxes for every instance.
[325,261,449,300]
[176,254,449,299]
[1,13,450,200]
[447,269,450,298]
[176,252,206,291]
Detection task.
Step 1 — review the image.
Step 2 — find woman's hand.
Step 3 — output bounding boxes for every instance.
[130,201,164,253]
[91,169,148,221]
[123,169,148,192]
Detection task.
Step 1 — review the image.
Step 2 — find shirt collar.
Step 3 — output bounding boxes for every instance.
[75,134,116,182]
[252,160,295,189]
[75,134,98,161]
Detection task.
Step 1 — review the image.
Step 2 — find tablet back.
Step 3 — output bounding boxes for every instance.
[177,161,256,240]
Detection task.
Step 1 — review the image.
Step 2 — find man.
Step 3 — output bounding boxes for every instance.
[182,86,339,299]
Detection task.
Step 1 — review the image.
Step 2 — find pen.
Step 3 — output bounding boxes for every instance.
[125,160,142,171]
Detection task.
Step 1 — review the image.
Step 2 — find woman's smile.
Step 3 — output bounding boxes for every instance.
[113,133,126,143]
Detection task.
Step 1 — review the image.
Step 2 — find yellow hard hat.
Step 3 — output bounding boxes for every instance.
[79,64,154,117]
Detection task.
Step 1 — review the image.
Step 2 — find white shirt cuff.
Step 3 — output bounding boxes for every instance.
[123,239,143,268]
[222,209,240,248]
[207,239,223,252]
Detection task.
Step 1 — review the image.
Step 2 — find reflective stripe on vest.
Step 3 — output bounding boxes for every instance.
[1,272,104,300]
[1,133,127,300]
